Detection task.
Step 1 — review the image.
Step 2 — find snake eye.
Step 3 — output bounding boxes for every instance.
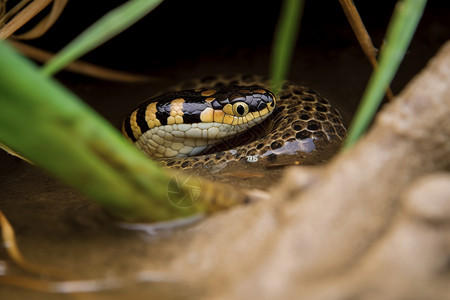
[232,102,249,117]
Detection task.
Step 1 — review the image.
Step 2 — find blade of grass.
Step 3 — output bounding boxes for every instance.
[344,0,428,149]
[269,0,305,93]
[41,0,164,76]
[0,41,209,222]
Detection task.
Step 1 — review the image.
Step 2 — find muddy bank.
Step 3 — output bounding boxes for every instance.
[168,40,450,300]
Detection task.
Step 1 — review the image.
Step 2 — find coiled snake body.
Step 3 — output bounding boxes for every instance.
[122,75,346,174]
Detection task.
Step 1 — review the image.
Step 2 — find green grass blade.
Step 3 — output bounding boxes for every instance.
[270,0,305,93]
[344,0,428,149]
[41,0,164,76]
[0,41,207,222]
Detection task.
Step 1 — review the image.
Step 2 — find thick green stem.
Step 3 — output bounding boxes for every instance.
[270,0,305,93]
[0,41,208,222]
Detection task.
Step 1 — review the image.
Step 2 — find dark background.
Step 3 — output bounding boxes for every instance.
[6,0,450,121]
[14,1,449,71]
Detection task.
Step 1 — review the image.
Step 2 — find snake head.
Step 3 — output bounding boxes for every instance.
[122,86,277,158]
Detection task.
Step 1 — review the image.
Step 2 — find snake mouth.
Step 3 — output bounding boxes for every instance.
[201,110,279,155]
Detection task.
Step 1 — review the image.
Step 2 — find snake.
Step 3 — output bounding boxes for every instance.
[122,74,347,174]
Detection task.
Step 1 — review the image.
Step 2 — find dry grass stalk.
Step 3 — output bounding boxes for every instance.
[10,40,158,82]
[339,0,395,101]
[0,0,52,39]
[14,0,68,40]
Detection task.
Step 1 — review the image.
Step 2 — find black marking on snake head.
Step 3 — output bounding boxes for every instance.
[123,114,137,142]
[204,85,275,112]
[182,102,206,124]
[231,93,273,112]
[136,105,150,133]
[155,102,169,126]
[211,99,223,110]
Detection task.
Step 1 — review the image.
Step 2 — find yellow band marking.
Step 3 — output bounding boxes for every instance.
[222,103,233,115]
[259,107,269,117]
[130,110,142,140]
[213,110,225,123]
[223,114,234,125]
[200,107,214,123]
[253,89,267,94]
[247,112,258,122]
[201,90,216,97]
[145,102,161,128]
[175,115,184,124]
[170,98,185,116]
[167,98,185,125]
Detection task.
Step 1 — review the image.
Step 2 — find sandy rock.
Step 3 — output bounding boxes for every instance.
[169,41,450,300]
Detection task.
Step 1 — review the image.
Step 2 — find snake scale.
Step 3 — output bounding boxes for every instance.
[122,74,347,174]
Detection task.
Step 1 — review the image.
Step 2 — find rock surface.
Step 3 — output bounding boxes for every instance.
[169,41,450,299]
